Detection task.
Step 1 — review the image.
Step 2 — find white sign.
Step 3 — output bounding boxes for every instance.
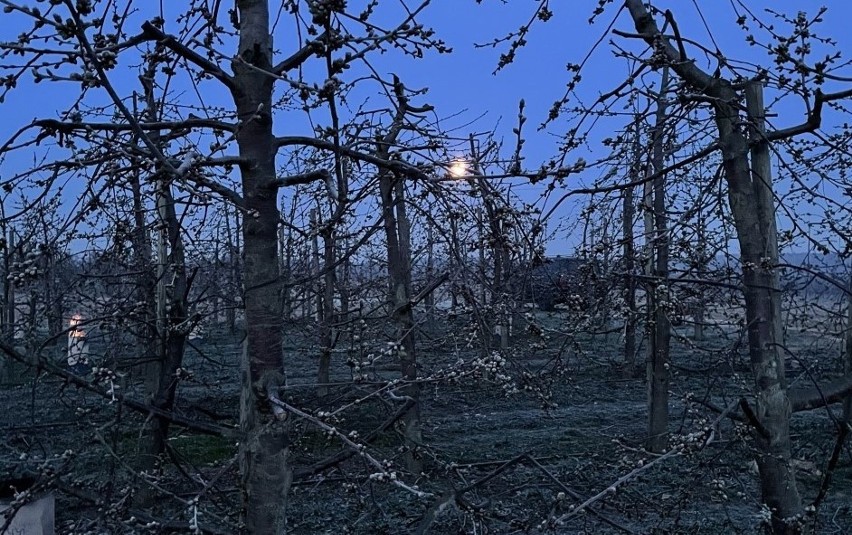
[0,492,55,535]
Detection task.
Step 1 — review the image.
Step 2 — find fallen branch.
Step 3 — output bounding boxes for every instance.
[416,454,635,534]
[790,374,852,412]
[293,398,415,480]
[269,397,431,499]
[552,401,737,526]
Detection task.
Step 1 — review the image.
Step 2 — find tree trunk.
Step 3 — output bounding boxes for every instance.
[646,66,671,454]
[843,268,852,424]
[213,224,223,324]
[134,71,190,509]
[224,204,238,335]
[424,221,436,328]
[622,186,637,376]
[476,156,511,351]
[471,203,500,355]
[844,271,852,423]
[311,208,321,323]
[233,1,290,531]
[394,178,422,473]
[154,192,169,383]
[4,230,15,344]
[136,176,190,507]
[730,79,801,534]
[746,82,784,358]
[278,207,290,320]
[41,246,64,347]
[621,10,803,524]
[317,221,336,396]
[380,169,423,474]
[338,237,350,326]
[477,207,488,308]
[693,206,706,341]
[128,156,158,380]
[622,119,640,377]
[0,227,12,381]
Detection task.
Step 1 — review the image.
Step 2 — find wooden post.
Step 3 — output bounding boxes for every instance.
[424,219,436,328]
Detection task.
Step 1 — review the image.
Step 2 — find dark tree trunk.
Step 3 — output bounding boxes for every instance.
[279,215,292,320]
[128,158,159,380]
[136,177,190,507]
[134,71,190,509]
[622,119,640,377]
[4,230,15,344]
[646,66,671,454]
[424,221,436,328]
[379,162,422,474]
[693,206,707,341]
[224,204,238,335]
[232,2,290,531]
[40,247,64,347]
[742,81,801,533]
[338,237,350,326]
[317,222,336,396]
[0,227,12,383]
[311,208,321,323]
[844,271,852,423]
[622,186,637,376]
[624,3,802,530]
[449,217,460,310]
[476,162,511,351]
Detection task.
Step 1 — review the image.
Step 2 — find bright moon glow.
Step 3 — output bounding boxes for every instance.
[447,159,468,178]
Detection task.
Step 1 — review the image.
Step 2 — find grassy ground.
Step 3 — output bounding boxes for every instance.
[1,309,850,533]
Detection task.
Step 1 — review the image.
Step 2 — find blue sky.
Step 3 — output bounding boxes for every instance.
[4,0,852,167]
[382,0,852,253]
[1,1,852,255]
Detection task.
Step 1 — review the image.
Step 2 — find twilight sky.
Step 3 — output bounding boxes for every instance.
[1,1,852,254]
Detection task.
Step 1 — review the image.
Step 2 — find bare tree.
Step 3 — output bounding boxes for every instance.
[621,1,852,530]
[133,64,192,507]
[621,120,639,377]
[374,80,435,474]
[645,66,672,454]
[0,2,445,531]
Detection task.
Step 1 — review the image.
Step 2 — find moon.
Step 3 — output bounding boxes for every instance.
[447,159,468,178]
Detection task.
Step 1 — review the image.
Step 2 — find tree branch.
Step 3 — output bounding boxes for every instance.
[270,168,331,188]
[540,141,720,223]
[274,136,431,180]
[621,1,852,141]
[410,271,450,308]
[162,152,247,209]
[292,398,415,480]
[766,88,852,141]
[273,32,327,74]
[140,21,237,92]
[622,0,716,92]
[790,374,852,412]
[34,116,237,134]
